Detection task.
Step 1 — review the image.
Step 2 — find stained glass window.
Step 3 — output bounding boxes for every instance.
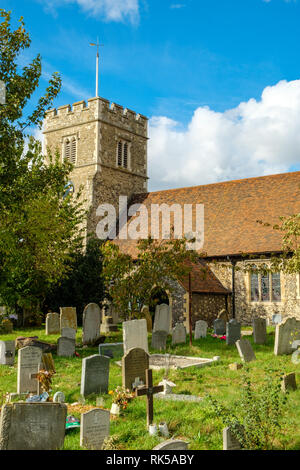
[272,272,281,301]
[250,266,259,301]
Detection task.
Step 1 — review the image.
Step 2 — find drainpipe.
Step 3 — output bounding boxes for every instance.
[227,257,236,319]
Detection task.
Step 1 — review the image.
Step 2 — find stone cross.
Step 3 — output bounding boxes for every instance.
[135,369,164,427]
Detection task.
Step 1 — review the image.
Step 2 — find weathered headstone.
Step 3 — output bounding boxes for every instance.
[123,318,148,354]
[226,319,241,345]
[99,342,123,358]
[153,439,189,450]
[194,320,208,339]
[17,346,42,394]
[0,340,15,366]
[274,317,300,356]
[81,355,110,397]
[57,337,75,357]
[61,327,76,340]
[151,330,168,351]
[153,303,171,333]
[60,306,77,331]
[142,305,152,333]
[223,426,242,450]
[281,373,297,393]
[252,317,267,345]
[80,408,110,450]
[82,303,101,346]
[122,347,149,390]
[0,402,67,450]
[172,323,186,345]
[53,391,66,403]
[100,316,118,333]
[235,339,256,362]
[213,318,226,336]
[45,312,60,335]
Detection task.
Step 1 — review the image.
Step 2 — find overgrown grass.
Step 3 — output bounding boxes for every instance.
[0,326,299,450]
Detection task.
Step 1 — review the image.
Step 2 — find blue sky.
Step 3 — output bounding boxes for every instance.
[2,0,300,190]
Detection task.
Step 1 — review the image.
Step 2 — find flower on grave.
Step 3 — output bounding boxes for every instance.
[110,386,135,407]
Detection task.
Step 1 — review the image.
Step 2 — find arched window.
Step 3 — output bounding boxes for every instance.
[249,264,281,303]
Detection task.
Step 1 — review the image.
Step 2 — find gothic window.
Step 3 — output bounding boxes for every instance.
[65,139,71,161]
[117,140,130,169]
[272,272,281,301]
[64,136,77,165]
[250,266,259,301]
[249,264,281,302]
[71,138,77,164]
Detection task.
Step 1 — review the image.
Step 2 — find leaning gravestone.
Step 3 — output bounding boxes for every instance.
[274,317,300,356]
[172,323,186,345]
[214,318,226,336]
[61,327,76,340]
[0,340,15,366]
[151,330,168,351]
[0,402,67,450]
[45,312,60,335]
[57,337,75,357]
[153,304,171,333]
[252,317,267,345]
[226,319,241,345]
[123,319,149,354]
[80,408,110,450]
[17,346,42,394]
[122,347,150,390]
[236,339,256,362]
[194,320,208,339]
[60,306,77,331]
[153,439,189,450]
[82,303,101,345]
[81,355,110,397]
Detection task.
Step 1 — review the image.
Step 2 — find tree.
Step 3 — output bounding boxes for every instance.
[0,10,85,324]
[101,235,198,320]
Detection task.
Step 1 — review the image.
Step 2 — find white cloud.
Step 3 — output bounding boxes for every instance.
[40,0,140,23]
[148,79,300,191]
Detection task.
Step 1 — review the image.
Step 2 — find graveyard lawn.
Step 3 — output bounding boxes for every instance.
[0,326,300,450]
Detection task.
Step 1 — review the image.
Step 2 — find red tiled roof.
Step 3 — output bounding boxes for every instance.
[179,260,231,294]
[115,171,300,258]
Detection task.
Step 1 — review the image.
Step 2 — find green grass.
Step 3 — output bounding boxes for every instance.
[0,326,299,450]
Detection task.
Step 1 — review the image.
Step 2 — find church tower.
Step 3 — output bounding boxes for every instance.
[43,96,148,237]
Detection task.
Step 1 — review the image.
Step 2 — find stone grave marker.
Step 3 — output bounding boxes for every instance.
[253,317,267,345]
[99,342,123,358]
[122,347,149,390]
[142,305,153,333]
[61,327,76,340]
[226,319,241,345]
[236,339,256,362]
[17,346,42,394]
[223,426,242,450]
[153,303,171,333]
[53,391,66,403]
[123,318,148,354]
[45,312,60,335]
[0,340,15,366]
[214,318,226,336]
[80,408,110,450]
[60,306,77,331]
[81,354,110,397]
[274,317,300,356]
[151,330,168,351]
[194,320,208,339]
[172,323,186,345]
[281,373,297,393]
[82,303,101,345]
[218,309,229,323]
[272,314,282,325]
[100,315,118,333]
[153,439,189,450]
[0,402,67,450]
[57,337,75,357]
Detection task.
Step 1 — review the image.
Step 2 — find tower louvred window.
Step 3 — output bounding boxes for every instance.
[65,139,71,161]
[118,141,123,166]
[71,138,77,164]
[123,143,128,168]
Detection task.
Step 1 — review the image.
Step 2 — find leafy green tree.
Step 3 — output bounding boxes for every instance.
[0,10,85,324]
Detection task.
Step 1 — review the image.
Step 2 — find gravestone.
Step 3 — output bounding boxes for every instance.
[172,323,186,345]
[226,319,241,345]
[151,330,168,351]
[0,340,15,366]
[45,312,60,335]
[0,402,67,450]
[213,318,226,336]
[223,426,242,450]
[153,304,171,333]
[17,346,42,394]
[142,305,152,333]
[194,320,208,339]
[81,355,110,397]
[122,347,150,390]
[57,337,75,357]
[236,339,256,362]
[80,408,110,450]
[272,314,282,325]
[217,309,229,323]
[82,303,101,345]
[281,373,297,393]
[99,342,123,358]
[123,318,148,354]
[252,317,267,345]
[100,316,118,333]
[53,391,65,403]
[60,306,77,331]
[61,327,76,340]
[274,317,300,356]
[153,439,189,450]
